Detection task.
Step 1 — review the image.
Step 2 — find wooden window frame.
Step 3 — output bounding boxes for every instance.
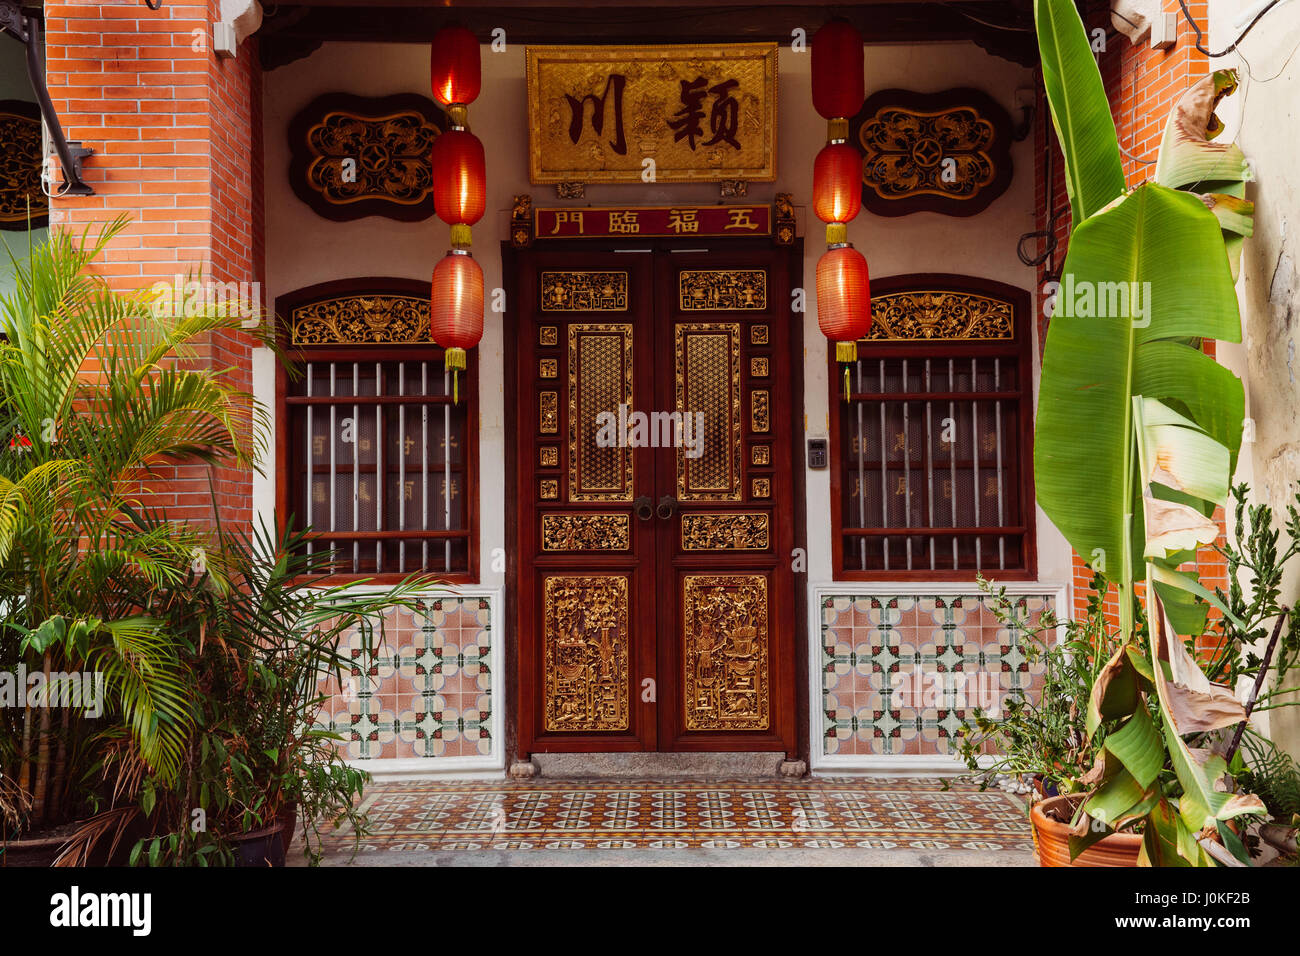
[275,278,479,585]
[829,273,1036,582]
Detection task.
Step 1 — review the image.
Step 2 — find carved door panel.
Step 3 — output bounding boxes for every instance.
[653,250,798,753]
[513,243,800,758]
[515,250,660,753]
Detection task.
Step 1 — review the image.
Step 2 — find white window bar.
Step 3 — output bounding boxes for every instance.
[902,358,912,571]
[854,357,866,570]
[422,362,429,571]
[352,362,360,573]
[444,368,452,572]
[948,359,958,570]
[924,359,935,571]
[305,364,313,558]
[878,359,888,571]
[398,362,406,573]
[995,358,1006,570]
[375,361,383,572]
[971,357,981,572]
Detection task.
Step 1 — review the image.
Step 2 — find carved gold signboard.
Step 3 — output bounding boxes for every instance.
[526,43,778,185]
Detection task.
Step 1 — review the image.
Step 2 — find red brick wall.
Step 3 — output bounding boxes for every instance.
[43,1,263,529]
[1033,3,1228,637]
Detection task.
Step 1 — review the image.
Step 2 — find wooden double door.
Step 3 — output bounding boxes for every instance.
[509,241,802,757]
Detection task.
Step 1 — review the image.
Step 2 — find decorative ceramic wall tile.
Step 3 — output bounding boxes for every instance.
[317,596,494,761]
[820,593,1051,757]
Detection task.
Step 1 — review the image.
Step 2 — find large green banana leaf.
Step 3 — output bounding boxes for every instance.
[1033,183,1244,586]
[1035,0,1126,227]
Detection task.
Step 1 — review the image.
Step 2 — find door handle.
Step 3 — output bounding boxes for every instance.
[633,495,654,521]
[656,495,678,521]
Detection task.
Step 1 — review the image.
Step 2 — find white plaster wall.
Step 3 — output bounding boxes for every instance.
[260,39,1070,597]
[1208,0,1300,757]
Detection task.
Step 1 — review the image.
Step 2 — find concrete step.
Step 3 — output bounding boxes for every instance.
[517,752,806,779]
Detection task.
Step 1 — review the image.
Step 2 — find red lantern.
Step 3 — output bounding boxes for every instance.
[431,251,484,402]
[817,245,871,398]
[811,19,865,121]
[813,142,862,226]
[432,129,486,247]
[430,26,481,108]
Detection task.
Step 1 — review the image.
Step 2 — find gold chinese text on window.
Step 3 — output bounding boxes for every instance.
[526,43,777,184]
[864,291,1013,341]
[291,295,433,346]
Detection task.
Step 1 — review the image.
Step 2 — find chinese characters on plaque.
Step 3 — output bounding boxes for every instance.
[526,43,777,184]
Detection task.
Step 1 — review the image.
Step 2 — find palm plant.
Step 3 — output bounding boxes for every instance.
[0,217,267,835]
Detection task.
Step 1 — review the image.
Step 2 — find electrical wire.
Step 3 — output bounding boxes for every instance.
[1178,0,1282,57]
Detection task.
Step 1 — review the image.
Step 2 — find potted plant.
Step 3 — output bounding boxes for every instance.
[0,218,266,864]
[1029,0,1280,864]
[128,519,436,866]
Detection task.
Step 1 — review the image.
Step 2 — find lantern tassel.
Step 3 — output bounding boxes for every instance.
[445,346,467,404]
[843,365,850,402]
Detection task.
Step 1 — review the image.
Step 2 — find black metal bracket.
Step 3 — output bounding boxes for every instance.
[0,2,94,196]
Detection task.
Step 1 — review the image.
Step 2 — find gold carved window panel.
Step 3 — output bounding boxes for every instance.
[675,323,742,502]
[541,271,628,311]
[682,574,769,731]
[544,575,630,732]
[568,324,634,502]
[865,290,1013,341]
[0,102,47,229]
[291,295,433,346]
[679,270,767,311]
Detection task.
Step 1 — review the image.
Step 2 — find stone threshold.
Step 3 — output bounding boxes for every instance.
[514,752,807,779]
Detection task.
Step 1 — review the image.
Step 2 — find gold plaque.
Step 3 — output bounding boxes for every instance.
[540,445,559,468]
[541,272,628,311]
[526,43,778,185]
[751,444,770,466]
[750,324,769,345]
[540,325,559,346]
[542,514,631,551]
[679,270,767,311]
[681,513,769,551]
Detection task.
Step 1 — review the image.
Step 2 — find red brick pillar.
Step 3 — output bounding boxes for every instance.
[43,1,264,530]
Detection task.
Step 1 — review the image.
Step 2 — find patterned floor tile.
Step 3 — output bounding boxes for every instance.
[317,776,1034,854]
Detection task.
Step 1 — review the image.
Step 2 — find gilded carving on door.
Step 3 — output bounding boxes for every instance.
[568,323,634,501]
[542,513,630,551]
[543,575,630,731]
[680,513,769,551]
[675,322,742,501]
[682,574,769,731]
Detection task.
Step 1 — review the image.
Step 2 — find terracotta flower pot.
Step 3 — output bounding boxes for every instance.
[1031,794,1142,867]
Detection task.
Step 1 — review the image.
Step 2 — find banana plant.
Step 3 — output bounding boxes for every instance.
[1032,0,1265,864]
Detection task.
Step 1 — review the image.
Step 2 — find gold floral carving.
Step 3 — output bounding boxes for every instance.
[540,479,559,499]
[681,513,769,551]
[751,445,770,466]
[539,325,559,346]
[0,107,46,227]
[540,358,558,378]
[751,389,770,432]
[540,391,559,433]
[864,290,1013,341]
[857,104,995,203]
[541,272,628,311]
[683,574,769,730]
[539,446,559,468]
[752,477,771,498]
[542,513,630,551]
[679,270,767,311]
[750,324,769,345]
[544,575,629,731]
[291,295,431,346]
[750,356,769,377]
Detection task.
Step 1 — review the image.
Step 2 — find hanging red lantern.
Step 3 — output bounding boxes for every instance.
[430,25,481,112]
[813,142,862,230]
[817,245,872,399]
[812,19,865,131]
[432,129,486,248]
[431,250,484,403]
